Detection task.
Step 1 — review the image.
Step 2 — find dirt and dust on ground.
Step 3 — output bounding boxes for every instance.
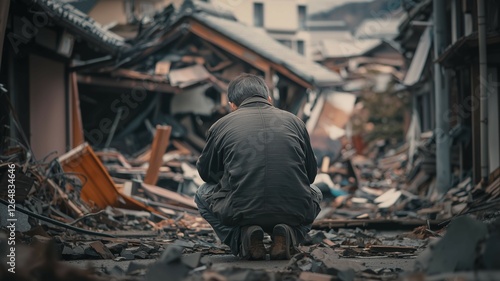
[1,126,500,281]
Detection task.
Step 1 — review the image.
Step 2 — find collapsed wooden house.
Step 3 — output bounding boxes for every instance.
[1,0,342,160]
[75,0,343,155]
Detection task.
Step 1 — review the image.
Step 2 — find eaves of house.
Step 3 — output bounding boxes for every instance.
[24,0,127,55]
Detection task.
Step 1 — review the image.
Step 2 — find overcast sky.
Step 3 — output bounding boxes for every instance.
[307,0,373,15]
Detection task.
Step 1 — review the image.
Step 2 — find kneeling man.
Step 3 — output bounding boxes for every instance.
[195,73,322,260]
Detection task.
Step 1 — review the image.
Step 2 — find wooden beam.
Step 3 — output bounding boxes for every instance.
[189,20,270,72]
[77,75,180,94]
[70,73,85,148]
[144,125,172,185]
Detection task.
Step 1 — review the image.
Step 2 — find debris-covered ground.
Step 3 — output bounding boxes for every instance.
[1,0,500,280]
[1,131,499,281]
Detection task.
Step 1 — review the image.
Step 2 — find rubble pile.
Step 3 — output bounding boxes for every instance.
[314,136,500,227]
[0,137,230,264]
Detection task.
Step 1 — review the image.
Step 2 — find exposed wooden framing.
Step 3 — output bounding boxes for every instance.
[189,20,269,72]
[111,68,169,83]
[144,125,172,185]
[77,75,180,94]
[188,19,312,89]
[199,40,234,72]
[206,60,233,72]
[70,73,85,148]
[200,40,231,62]
[207,73,228,93]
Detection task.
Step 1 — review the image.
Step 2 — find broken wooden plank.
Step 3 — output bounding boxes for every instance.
[144,125,172,185]
[142,183,197,209]
[58,143,158,214]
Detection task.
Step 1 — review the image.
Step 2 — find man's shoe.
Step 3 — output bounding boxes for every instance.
[240,225,266,260]
[270,224,297,260]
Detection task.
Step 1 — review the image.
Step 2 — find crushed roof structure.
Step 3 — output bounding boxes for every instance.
[190,11,342,87]
[128,0,342,89]
[318,39,382,59]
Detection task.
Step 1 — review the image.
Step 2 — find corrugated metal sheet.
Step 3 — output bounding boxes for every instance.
[403,26,432,86]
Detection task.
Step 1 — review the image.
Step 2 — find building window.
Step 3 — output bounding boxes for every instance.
[297,40,305,55]
[298,5,307,29]
[254,3,264,27]
[277,39,292,49]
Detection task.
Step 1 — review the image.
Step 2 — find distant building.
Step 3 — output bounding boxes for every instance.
[209,0,311,57]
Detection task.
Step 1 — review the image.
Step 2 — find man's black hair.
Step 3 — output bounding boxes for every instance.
[227,73,269,106]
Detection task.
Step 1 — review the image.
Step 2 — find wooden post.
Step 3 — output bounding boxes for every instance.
[70,73,85,148]
[144,125,172,185]
[321,156,330,173]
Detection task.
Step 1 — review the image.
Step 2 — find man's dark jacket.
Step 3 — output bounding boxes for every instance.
[197,96,318,228]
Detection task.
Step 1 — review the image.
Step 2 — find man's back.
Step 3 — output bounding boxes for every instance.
[197,96,318,228]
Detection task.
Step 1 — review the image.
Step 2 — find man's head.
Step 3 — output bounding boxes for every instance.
[227,73,271,111]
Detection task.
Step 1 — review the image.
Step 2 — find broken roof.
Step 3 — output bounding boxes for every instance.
[177,0,342,88]
[355,16,405,40]
[319,39,382,59]
[26,0,126,53]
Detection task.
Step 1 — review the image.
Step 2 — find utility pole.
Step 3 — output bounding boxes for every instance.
[477,0,489,185]
[433,0,451,194]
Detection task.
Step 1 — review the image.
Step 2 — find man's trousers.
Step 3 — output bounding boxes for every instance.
[194,183,323,255]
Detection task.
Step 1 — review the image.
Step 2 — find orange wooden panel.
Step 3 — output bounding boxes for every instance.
[58,143,158,213]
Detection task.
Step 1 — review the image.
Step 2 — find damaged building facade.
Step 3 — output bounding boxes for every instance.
[399,0,500,190]
[1,0,342,160]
